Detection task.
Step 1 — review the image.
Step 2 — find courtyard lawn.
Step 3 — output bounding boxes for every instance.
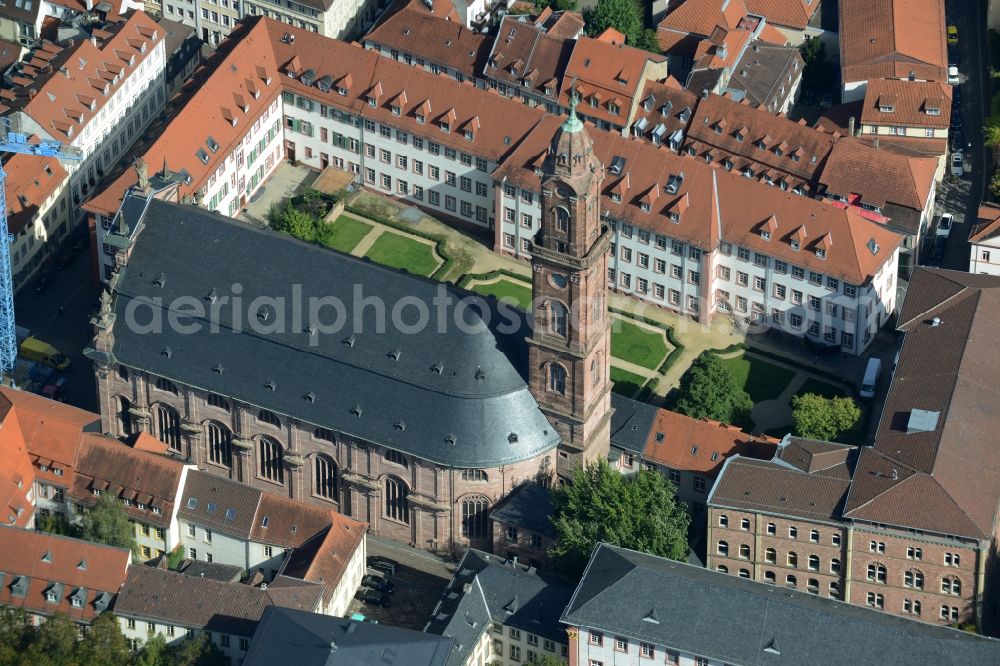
[471,278,533,310]
[321,216,372,254]
[719,354,796,403]
[794,377,849,400]
[363,232,441,276]
[611,366,647,397]
[611,318,670,371]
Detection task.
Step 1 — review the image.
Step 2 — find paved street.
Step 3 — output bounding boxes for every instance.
[13,244,101,413]
[936,0,989,271]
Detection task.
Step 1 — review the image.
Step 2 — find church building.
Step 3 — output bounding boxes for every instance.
[86,107,611,553]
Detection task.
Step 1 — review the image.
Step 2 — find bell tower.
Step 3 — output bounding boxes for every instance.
[527,95,613,480]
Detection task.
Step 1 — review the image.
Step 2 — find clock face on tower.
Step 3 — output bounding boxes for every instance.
[557,185,572,199]
[549,273,568,289]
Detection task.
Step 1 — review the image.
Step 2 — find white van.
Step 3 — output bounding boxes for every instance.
[860,358,882,399]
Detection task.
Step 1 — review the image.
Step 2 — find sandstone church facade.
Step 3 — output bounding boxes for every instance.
[87,107,611,555]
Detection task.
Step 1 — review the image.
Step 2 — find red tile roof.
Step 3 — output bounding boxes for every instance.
[18,11,163,142]
[487,14,573,101]
[87,16,549,217]
[643,408,777,474]
[0,395,35,528]
[859,79,951,129]
[68,434,186,528]
[560,36,666,129]
[657,0,748,40]
[280,511,367,605]
[0,387,99,486]
[3,153,68,235]
[365,3,491,79]
[819,138,937,211]
[969,202,1000,243]
[684,91,835,189]
[0,525,130,622]
[249,493,342,549]
[495,116,902,285]
[839,0,947,84]
[746,0,819,30]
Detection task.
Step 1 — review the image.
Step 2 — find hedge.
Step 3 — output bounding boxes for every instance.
[457,268,532,289]
[344,204,456,281]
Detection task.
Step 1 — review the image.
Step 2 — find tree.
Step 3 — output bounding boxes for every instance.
[799,38,827,91]
[271,201,318,242]
[77,493,136,551]
[526,654,567,666]
[165,545,187,571]
[550,460,690,579]
[36,513,76,537]
[584,0,644,51]
[168,633,228,666]
[991,169,1000,199]
[135,635,170,666]
[22,614,80,666]
[0,609,29,665]
[633,28,662,55]
[674,353,753,426]
[791,393,862,442]
[76,613,131,666]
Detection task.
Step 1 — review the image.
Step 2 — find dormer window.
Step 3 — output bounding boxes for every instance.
[611,193,622,203]
[816,249,827,259]
[669,212,680,222]
[879,103,894,113]
[791,240,800,251]
[544,86,552,95]
[926,106,941,116]
[391,105,400,115]
[464,130,474,141]
[589,98,598,108]
[337,87,347,96]
[791,153,800,162]
[440,122,450,133]
[608,103,619,115]
[742,167,754,178]
[761,231,771,240]
[367,96,377,107]
[640,202,651,213]
[773,147,783,157]
[723,160,733,171]
[415,113,425,124]
[714,124,722,134]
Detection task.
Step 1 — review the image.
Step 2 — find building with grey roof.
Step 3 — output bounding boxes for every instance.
[424,549,573,665]
[88,193,560,554]
[562,543,1000,666]
[489,482,555,570]
[725,40,804,114]
[114,564,325,662]
[245,606,454,665]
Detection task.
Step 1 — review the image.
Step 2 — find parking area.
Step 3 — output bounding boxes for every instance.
[347,536,453,630]
[13,238,101,412]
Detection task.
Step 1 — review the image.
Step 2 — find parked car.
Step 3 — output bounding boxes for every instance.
[948,66,960,85]
[936,213,954,238]
[947,25,958,45]
[362,575,396,594]
[950,152,965,177]
[355,588,391,607]
[41,376,68,402]
[348,612,378,624]
[950,127,964,152]
[366,556,398,576]
[950,112,963,129]
[928,236,947,264]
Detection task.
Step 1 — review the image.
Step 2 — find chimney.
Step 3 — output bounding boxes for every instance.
[931,317,942,327]
[848,116,855,136]
[701,88,709,99]
[29,88,37,100]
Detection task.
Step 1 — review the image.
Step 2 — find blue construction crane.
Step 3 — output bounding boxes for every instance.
[0,117,82,376]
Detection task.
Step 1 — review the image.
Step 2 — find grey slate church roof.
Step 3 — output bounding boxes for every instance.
[563,544,1000,665]
[104,198,559,468]
[609,393,657,454]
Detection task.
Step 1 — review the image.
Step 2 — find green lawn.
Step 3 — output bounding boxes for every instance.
[610,318,669,370]
[611,366,647,397]
[471,278,533,310]
[719,354,796,402]
[363,232,441,276]
[794,377,849,400]
[321,216,372,253]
